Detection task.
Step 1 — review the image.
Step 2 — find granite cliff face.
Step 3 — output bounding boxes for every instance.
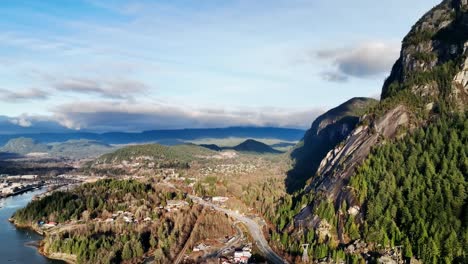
[286,97,377,193]
[382,0,468,110]
[292,0,467,243]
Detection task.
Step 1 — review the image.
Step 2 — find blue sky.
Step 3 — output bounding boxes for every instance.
[0,0,440,132]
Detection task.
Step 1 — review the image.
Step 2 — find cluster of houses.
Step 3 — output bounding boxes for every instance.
[91,200,189,225]
[219,244,253,264]
[234,249,253,264]
[94,211,152,224]
[37,220,58,229]
[212,151,237,159]
[95,199,190,224]
[199,163,257,177]
[192,243,211,252]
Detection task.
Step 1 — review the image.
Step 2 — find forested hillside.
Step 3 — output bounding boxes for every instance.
[13,179,234,264]
[0,137,115,159]
[87,144,217,175]
[350,114,467,263]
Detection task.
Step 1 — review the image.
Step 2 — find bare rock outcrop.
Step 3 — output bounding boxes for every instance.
[286,97,377,193]
[382,0,468,109]
[306,105,410,203]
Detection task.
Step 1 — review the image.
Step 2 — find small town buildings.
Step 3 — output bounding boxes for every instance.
[234,250,252,264]
[43,221,58,228]
[192,243,210,252]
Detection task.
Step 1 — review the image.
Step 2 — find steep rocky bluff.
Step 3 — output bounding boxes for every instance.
[292,0,467,242]
[382,0,468,109]
[286,97,377,193]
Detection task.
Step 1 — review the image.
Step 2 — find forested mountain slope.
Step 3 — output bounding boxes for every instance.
[0,137,115,159]
[350,114,467,263]
[232,139,283,154]
[271,0,468,263]
[200,139,284,154]
[12,179,234,264]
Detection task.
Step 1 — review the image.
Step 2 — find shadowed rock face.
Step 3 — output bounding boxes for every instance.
[292,0,467,243]
[285,97,377,193]
[294,105,411,234]
[308,105,409,200]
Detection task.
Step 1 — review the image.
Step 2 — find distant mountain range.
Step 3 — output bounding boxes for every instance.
[0,137,116,159]
[0,126,305,146]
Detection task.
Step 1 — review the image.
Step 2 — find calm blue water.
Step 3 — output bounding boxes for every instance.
[0,189,64,264]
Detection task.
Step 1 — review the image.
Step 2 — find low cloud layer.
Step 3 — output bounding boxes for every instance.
[9,115,33,127]
[53,77,149,99]
[50,101,323,132]
[320,71,349,83]
[0,88,49,102]
[316,41,400,82]
[0,114,71,134]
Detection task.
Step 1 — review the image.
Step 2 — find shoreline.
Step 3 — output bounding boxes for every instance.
[0,185,43,199]
[10,218,75,263]
[37,240,76,264]
[38,243,77,264]
[9,218,45,235]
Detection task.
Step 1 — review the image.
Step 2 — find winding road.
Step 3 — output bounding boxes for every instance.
[190,196,288,264]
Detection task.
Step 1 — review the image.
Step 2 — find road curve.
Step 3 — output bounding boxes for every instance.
[202,221,243,260]
[190,196,288,264]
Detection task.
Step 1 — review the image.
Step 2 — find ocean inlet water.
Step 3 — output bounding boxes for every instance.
[0,189,64,264]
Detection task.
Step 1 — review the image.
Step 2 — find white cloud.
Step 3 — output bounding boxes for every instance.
[320,71,349,83]
[316,41,400,81]
[0,88,49,102]
[51,101,323,131]
[53,77,149,99]
[9,116,32,127]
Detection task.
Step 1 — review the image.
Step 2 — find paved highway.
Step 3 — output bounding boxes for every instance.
[190,196,288,264]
